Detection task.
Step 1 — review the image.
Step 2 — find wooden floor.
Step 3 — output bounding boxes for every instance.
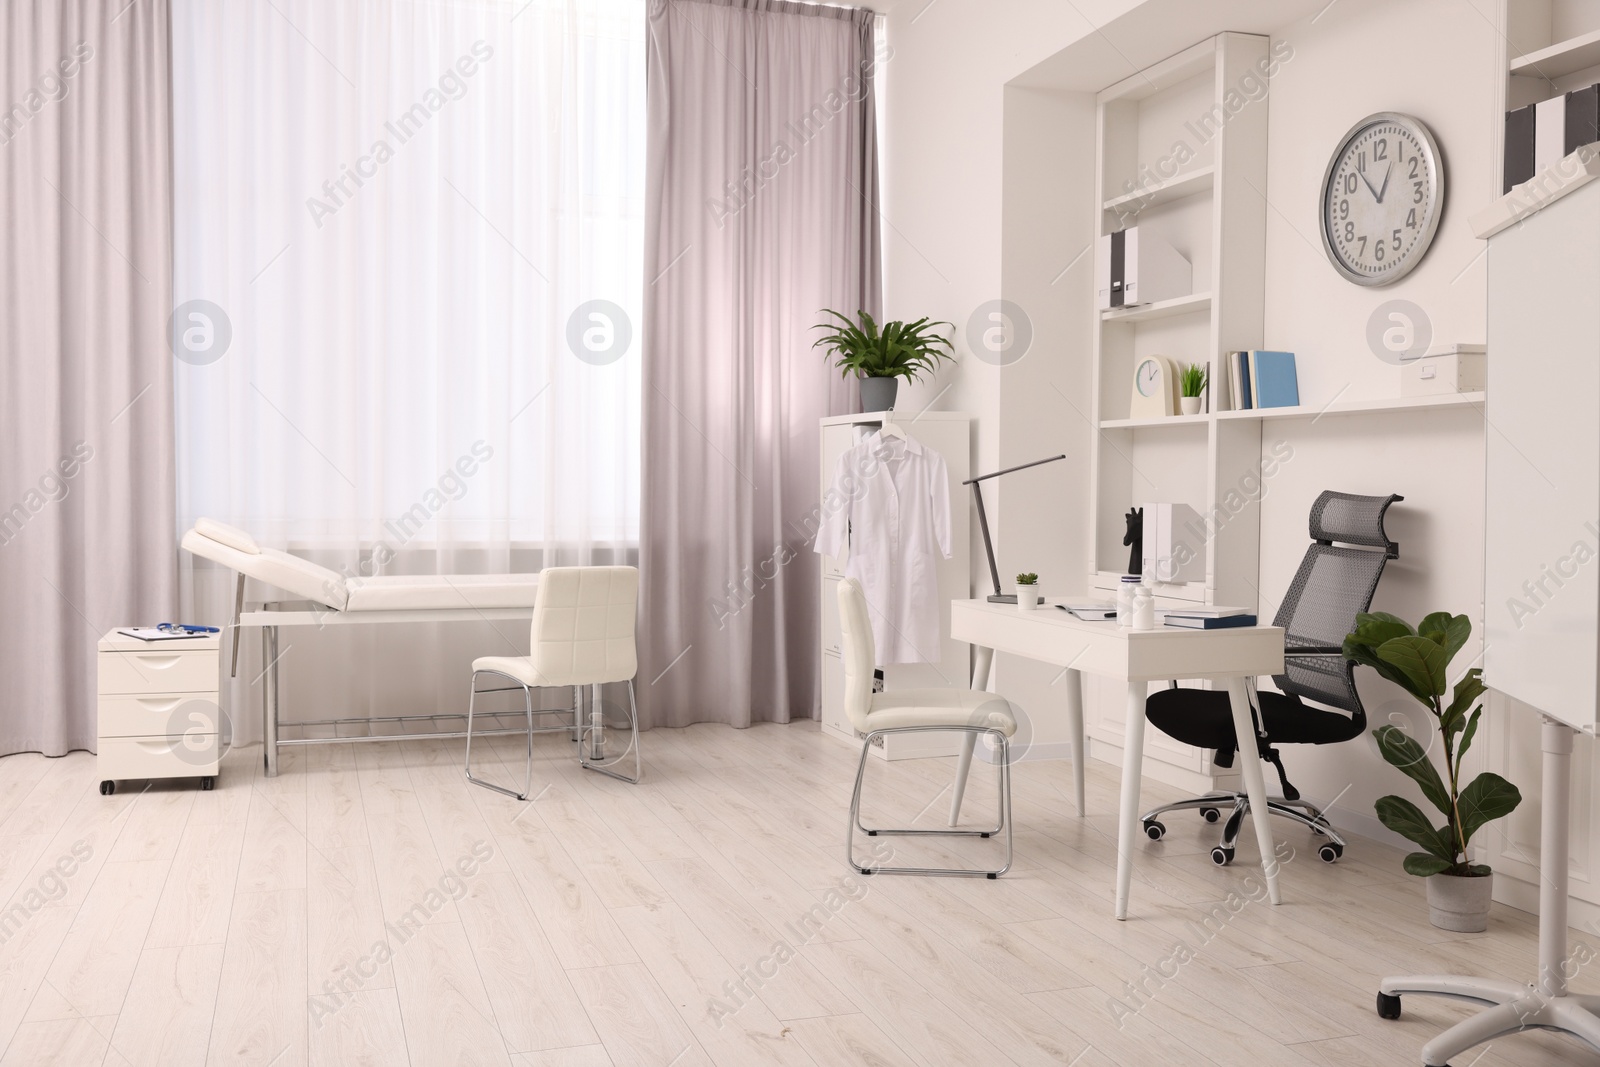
[0,720,1594,1066]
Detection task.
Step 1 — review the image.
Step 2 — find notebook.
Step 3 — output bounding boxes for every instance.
[1163,614,1258,630]
[1250,350,1299,409]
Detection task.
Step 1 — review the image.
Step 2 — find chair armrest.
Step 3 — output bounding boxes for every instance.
[1284,646,1344,657]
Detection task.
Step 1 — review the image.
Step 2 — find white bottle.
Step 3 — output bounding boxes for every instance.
[1131,581,1155,631]
[1117,575,1140,628]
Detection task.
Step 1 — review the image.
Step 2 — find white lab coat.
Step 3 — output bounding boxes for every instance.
[814,431,952,664]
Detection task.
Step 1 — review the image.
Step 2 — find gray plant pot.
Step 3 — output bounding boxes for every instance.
[860,376,899,413]
[1426,870,1494,932]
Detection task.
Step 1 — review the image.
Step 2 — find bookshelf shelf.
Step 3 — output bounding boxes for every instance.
[1099,291,1212,324]
[1101,166,1216,214]
[1509,27,1600,80]
[1216,391,1485,422]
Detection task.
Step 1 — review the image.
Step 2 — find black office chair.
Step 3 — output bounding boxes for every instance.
[1140,491,1403,866]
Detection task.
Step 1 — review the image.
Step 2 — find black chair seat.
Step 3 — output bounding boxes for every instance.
[1146,687,1364,751]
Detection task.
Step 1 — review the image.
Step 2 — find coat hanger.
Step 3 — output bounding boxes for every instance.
[878,409,907,440]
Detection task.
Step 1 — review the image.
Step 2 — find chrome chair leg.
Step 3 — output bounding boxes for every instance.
[847,725,1012,878]
[464,670,535,801]
[579,679,641,784]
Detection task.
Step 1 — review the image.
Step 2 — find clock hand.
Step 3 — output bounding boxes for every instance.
[1355,164,1380,200]
[1375,160,1393,204]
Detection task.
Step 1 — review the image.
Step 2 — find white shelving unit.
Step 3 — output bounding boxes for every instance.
[1087,33,1269,613]
[1504,1,1600,112]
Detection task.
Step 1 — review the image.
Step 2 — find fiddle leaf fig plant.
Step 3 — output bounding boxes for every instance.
[812,310,955,382]
[1344,612,1522,878]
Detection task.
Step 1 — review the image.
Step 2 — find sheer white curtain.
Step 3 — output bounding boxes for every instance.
[172,0,644,740]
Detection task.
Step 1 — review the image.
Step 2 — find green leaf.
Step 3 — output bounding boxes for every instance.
[1351,612,1415,644]
[1377,635,1450,699]
[1457,707,1483,767]
[1418,612,1472,661]
[1343,637,1425,697]
[1375,795,1455,861]
[1442,668,1486,738]
[812,309,954,384]
[1403,852,1455,877]
[1372,726,1452,817]
[1457,772,1523,846]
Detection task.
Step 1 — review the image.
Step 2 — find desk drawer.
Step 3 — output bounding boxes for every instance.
[99,650,218,695]
[98,734,219,779]
[98,694,220,739]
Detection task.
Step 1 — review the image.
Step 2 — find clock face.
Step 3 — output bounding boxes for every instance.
[1136,359,1161,397]
[1320,113,1444,286]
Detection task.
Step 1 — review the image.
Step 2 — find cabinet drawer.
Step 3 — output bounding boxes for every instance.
[98,650,218,695]
[98,734,219,779]
[98,694,220,739]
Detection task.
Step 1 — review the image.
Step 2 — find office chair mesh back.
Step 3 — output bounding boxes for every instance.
[1271,491,1402,720]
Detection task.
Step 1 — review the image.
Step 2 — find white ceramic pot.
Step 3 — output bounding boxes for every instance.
[1180,395,1202,415]
[1017,585,1039,611]
[1426,871,1494,932]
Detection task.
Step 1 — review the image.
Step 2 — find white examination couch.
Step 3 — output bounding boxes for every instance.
[181,518,541,776]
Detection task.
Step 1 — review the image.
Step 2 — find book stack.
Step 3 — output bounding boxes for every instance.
[1162,607,1258,629]
[1225,350,1298,411]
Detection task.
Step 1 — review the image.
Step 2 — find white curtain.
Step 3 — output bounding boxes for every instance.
[172,0,644,741]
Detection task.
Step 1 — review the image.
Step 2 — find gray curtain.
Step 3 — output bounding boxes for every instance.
[0,0,176,756]
[638,0,881,729]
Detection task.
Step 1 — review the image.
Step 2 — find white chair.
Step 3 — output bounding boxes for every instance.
[465,566,641,796]
[837,577,1017,878]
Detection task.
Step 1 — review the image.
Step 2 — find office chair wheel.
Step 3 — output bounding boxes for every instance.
[1318,842,1343,863]
[1199,806,1221,824]
[1210,845,1235,866]
[1376,991,1402,1020]
[1143,819,1166,841]
[200,776,215,791]
[99,780,115,796]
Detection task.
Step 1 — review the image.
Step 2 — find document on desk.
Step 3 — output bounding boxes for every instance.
[1059,602,1117,621]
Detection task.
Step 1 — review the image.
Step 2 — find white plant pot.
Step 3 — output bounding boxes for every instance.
[1179,395,1203,415]
[1426,870,1494,932]
[1016,586,1039,611]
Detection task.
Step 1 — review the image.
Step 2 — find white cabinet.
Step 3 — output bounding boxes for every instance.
[817,411,972,760]
[97,630,221,793]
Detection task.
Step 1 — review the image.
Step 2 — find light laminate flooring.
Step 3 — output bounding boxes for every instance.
[0,720,1593,1066]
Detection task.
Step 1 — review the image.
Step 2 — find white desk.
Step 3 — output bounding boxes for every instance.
[950,599,1285,920]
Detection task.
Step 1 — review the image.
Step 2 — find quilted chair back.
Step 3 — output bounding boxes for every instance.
[529,567,639,687]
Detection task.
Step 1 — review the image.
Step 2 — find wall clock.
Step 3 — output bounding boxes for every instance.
[1129,355,1177,418]
[1319,112,1444,286]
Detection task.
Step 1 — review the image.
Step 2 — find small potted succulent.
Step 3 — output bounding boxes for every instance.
[1015,572,1040,611]
[1178,362,1207,415]
[813,310,956,413]
[1345,611,1523,932]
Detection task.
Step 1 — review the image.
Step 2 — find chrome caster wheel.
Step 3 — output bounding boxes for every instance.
[1210,845,1235,866]
[1143,820,1166,842]
[1376,991,1401,1020]
[1318,842,1343,863]
[1199,806,1221,824]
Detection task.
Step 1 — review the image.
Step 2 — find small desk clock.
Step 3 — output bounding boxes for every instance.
[1320,112,1444,286]
[1129,355,1177,418]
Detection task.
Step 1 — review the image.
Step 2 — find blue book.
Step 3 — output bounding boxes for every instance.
[1163,613,1258,629]
[1250,350,1299,408]
[1236,351,1252,409]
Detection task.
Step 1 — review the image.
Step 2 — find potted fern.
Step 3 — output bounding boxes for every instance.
[1344,612,1523,932]
[1178,363,1207,415]
[812,310,956,413]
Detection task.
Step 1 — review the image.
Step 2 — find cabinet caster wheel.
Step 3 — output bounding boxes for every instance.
[1318,842,1343,863]
[99,780,115,796]
[1143,820,1166,841]
[200,777,215,791]
[1376,991,1402,1020]
[1200,807,1221,824]
[1210,845,1235,867]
